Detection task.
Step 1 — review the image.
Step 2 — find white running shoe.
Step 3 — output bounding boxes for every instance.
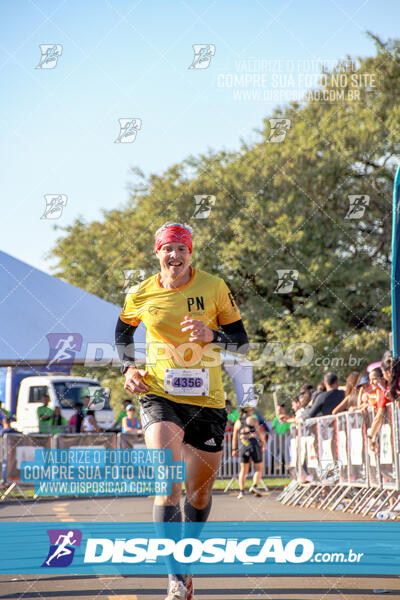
[249,485,263,497]
[184,574,194,600]
[237,491,244,499]
[165,580,188,600]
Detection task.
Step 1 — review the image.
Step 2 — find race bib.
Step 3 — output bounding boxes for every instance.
[164,368,209,396]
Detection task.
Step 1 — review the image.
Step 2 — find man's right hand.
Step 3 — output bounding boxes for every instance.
[124,367,149,395]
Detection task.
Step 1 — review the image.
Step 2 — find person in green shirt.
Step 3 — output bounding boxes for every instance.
[272,415,291,435]
[272,404,291,434]
[51,406,68,434]
[37,395,53,433]
[271,404,291,473]
[226,399,239,425]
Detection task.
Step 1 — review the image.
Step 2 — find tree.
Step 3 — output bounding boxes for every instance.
[50,35,400,409]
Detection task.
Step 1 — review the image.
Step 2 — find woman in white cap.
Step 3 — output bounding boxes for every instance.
[121,404,142,434]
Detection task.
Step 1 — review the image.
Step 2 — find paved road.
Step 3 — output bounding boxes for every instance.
[0,490,398,599]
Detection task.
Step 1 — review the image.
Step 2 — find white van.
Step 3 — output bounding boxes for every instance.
[15,375,114,434]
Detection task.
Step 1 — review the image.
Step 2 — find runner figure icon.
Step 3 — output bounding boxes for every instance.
[47,335,77,366]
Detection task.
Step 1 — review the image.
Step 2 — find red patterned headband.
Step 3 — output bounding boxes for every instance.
[154,225,193,254]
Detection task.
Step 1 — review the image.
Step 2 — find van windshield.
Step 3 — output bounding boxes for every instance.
[53,382,111,410]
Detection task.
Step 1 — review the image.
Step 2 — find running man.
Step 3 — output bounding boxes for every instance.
[115,222,248,600]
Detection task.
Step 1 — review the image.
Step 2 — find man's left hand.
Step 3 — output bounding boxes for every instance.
[180,316,214,342]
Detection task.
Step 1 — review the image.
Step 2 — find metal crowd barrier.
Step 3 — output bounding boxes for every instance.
[1,433,52,501]
[0,428,290,500]
[279,404,400,518]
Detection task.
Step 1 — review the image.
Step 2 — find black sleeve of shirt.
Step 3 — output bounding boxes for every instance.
[306,394,324,419]
[212,319,249,355]
[115,317,138,372]
[115,317,249,372]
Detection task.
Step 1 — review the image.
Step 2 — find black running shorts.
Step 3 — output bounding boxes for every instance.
[240,441,263,464]
[139,394,227,453]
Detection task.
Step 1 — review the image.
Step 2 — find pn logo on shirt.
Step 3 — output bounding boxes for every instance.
[42,529,82,568]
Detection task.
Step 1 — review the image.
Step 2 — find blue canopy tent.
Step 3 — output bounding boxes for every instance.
[0,250,145,366]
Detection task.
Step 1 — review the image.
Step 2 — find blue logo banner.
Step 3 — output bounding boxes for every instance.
[0,522,399,575]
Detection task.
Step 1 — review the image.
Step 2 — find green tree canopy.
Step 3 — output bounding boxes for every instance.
[50,34,400,410]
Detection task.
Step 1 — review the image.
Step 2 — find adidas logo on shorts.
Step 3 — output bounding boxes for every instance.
[204,437,216,447]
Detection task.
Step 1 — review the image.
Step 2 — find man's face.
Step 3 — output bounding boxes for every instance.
[156,242,191,277]
[43,396,49,406]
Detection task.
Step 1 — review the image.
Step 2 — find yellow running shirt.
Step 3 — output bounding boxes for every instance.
[119,268,241,408]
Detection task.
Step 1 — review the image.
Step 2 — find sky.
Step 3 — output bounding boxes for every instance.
[1,0,400,274]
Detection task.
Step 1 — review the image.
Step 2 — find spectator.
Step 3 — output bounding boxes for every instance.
[271,404,291,473]
[226,400,239,427]
[81,394,91,408]
[1,416,18,434]
[51,406,68,434]
[297,385,314,412]
[384,351,400,402]
[68,401,85,433]
[81,409,101,433]
[305,373,344,418]
[332,371,360,414]
[37,395,53,433]
[291,397,300,415]
[112,399,132,430]
[232,407,265,499]
[380,350,393,383]
[368,366,393,452]
[363,367,387,412]
[311,381,326,403]
[121,404,142,434]
[356,372,372,410]
[272,404,292,434]
[368,355,400,453]
[0,400,11,421]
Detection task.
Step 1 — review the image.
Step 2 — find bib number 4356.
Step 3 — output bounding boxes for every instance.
[164,369,209,396]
